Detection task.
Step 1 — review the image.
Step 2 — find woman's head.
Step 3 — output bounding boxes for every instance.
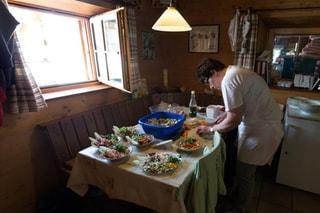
[197,58,226,89]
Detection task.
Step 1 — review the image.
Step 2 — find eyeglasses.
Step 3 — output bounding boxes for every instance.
[198,70,214,84]
[200,75,212,84]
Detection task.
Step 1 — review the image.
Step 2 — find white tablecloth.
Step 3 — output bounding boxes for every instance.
[67,130,226,213]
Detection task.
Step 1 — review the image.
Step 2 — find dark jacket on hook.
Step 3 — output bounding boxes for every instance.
[0,0,19,89]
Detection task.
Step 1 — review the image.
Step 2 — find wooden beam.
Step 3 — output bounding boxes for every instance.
[76,0,115,8]
[8,0,113,17]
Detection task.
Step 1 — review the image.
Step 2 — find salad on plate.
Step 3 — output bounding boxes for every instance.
[126,134,155,147]
[89,132,119,147]
[176,137,203,152]
[113,125,138,138]
[98,143,131,161]
[140,152,181,175]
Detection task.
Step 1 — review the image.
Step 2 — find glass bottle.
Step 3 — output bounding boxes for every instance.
[189,90,197,117]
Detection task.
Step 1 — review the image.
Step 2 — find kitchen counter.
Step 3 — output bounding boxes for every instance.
[270,87,320,104]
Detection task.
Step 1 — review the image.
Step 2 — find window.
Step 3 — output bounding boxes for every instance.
[9,5,95,88]
[90,10,124,88]
[9,5,126,90]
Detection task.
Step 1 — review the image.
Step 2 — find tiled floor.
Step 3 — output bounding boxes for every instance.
[243,167,320,213]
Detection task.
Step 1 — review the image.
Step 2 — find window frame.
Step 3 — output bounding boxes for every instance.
[89,8,128,90]
[8,3,129,96]
[9,4,99,90]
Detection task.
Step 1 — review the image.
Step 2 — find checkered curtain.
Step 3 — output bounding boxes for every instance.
[6,35,47,113]
[2,0,46,113]
[234,12,259,70]
[120,8,142,97]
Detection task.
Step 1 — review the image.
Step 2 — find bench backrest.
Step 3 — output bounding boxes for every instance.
[39,96,151,170]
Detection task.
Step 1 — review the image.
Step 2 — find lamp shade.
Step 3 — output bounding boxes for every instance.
[152,6,191,32]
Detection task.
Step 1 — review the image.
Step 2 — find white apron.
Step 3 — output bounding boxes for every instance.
[237,121,284,166]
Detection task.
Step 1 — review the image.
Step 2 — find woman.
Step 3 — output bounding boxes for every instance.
[196,58,283,212]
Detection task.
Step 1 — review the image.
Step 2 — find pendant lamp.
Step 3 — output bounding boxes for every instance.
[152,0,191,32]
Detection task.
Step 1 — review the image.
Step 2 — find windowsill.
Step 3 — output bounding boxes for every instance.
[42,82,111,101]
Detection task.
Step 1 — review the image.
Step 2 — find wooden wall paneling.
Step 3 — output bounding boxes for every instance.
[110,103,122,126]
[152,93,161,105]
[256,20,269,54]
[142,96,152,115]
[160,93,168,102]
[167,93,174,103]
[92,108,107,133]
[251,0,320,10]
[102,105,115,133]
[59,118,82,158]
[203,94,212,106]
[117,101,129,126]
[83,111,98,137]
[46,123,71,166]
[134,98,148,119]
[196,93,204,106]
[129,98,142,122]
[71,116,91,149]
[181,93,189,106]
[213,95,224,105]
[171,93,182,105]
[124,100,135,125]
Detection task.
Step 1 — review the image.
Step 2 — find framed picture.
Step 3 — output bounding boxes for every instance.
[189,25,219,53]
[141,31,155,60]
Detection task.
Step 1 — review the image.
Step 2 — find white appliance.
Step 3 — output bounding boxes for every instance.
[277,97,320,194]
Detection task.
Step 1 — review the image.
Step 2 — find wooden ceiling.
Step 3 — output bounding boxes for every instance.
[258,8,320,28]
[8,0,115,17]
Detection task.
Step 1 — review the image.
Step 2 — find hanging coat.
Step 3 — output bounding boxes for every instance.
[0,0,19,88]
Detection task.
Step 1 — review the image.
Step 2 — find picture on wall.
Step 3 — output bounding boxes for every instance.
[141,31,155,60]
[189,25,219,53]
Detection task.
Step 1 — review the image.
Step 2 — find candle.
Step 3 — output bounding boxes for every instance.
[163,68,168,87]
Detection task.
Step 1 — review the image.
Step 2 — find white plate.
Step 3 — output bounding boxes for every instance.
[89,133,120,147]
[98,146,132,161]
[113,125,139,138]
[175,138,204,152]
[176,144,204,152]
[140,152,182,175]
[126,134,155,148]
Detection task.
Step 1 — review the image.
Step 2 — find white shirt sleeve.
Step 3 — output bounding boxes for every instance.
[221,74,243,111]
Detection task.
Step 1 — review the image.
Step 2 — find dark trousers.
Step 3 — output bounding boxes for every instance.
[231,161,257,211]
[222,128,238,190]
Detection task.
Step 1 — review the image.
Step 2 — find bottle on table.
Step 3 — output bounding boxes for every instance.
[189,90,197,117]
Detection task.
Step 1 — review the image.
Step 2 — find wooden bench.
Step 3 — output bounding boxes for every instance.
[39,92,221,183]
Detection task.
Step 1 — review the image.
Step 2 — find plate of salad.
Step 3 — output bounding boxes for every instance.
[176,137,203,152]
[126,134,155,147]
[113,125,138,138]
[140,152,181,175]
[89,132,120,147]
[98,143,132,161]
